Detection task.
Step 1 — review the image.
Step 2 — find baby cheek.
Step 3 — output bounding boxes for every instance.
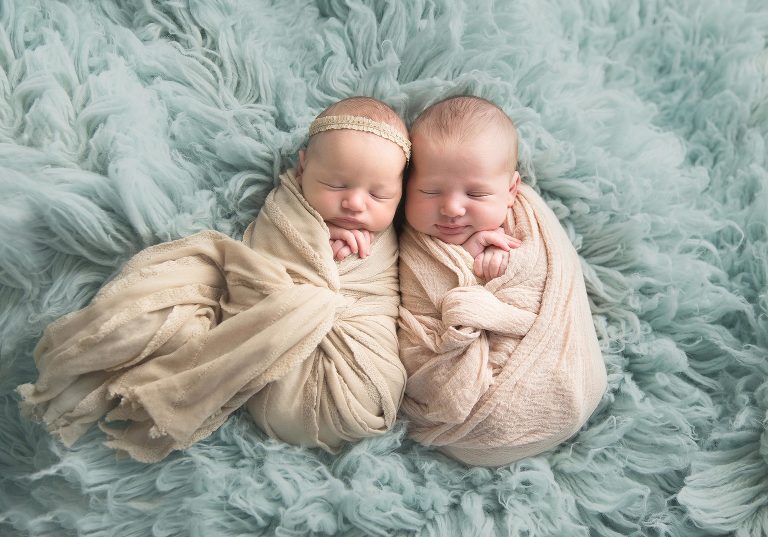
[315,192,340,219]
[420,198,442,219]
[405,195,424,213]
[404,199,431,228]
[406,196,429,211]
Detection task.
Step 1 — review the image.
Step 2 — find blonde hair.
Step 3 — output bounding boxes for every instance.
[410,95,518,170]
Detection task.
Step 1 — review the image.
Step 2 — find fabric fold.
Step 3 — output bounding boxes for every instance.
[398,183,607,466]
[19,170,405,462]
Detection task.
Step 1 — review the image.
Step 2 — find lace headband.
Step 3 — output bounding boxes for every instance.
[308,115,411,160]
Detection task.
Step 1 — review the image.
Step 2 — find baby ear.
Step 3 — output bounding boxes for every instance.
[508,171,521,205]
[297,149,307,179]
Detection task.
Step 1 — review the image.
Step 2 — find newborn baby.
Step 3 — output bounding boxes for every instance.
[398,95,607,466]
[19,96,411,462]
[297,101,408,260]
[245,96,411,450]
[406,96,521,280]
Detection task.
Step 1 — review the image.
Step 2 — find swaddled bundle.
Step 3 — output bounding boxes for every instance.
[398,183,607,466]
[18,170,406,462]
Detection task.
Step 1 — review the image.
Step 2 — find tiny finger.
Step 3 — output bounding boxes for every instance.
[484,255,495,281]
[482,253,493,280]
[341,231,358,253]
[358,233,370,259]
[336,245,353,261]
[486,233,512,251]
[362,231,372,257]
[351,230,365,254]
[473,254,484,279]
[495,250,508,279]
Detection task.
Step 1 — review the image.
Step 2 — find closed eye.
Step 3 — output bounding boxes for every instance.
[319,180,345,189]
[371,193,395,200]
[468,192,492,198]
[419,190,439,195]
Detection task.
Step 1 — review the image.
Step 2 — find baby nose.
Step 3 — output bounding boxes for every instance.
[342,190,366,211]
[440,195,466,218]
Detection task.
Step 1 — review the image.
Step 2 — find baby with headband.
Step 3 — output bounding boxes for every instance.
[296,97,410,261]
[19,96,411,461]
[242,96,411,451]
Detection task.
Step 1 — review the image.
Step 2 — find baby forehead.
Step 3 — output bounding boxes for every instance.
[411,133,514,171]
[409,142,512,185]
[411,123,516,155]
[307,147,402,186]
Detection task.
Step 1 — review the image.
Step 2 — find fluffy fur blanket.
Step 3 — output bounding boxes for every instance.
[398,183,607,466]
[2,1,766,536]
[18,170,405,462]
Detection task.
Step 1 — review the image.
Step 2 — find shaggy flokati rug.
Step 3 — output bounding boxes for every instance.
[1,0,766,535]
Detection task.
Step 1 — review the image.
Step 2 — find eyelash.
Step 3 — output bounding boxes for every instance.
[321,182,391,200]
[419,190,490,198]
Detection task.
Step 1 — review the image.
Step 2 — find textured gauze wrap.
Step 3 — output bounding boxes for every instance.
[18,169,406,462]
[398,183,607,466]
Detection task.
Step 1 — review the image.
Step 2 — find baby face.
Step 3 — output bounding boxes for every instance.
[405,131,519,245]
[298,129,405,232]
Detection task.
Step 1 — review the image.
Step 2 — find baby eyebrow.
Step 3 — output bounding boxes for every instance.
[462,179,496,188]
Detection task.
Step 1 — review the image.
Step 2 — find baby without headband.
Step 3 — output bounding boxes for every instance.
[309,115,411,160]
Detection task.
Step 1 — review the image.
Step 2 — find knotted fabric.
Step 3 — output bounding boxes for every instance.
[18,169,405,462]
[398,183,607,466]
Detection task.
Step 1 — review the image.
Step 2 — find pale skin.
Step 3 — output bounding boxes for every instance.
[296,128,406,261]
[405,128,522,280]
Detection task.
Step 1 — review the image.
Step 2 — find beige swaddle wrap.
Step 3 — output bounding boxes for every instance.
[18,169,405,462]
[398,183,607,466]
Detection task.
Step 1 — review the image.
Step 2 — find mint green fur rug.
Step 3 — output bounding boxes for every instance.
[1,1,767,535]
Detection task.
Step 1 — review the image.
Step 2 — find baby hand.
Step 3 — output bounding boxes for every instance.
[462,228,521,259]
[328,224,372,261]
[473,246,510,281]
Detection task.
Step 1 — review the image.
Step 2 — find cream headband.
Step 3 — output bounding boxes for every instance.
[308,115,411,160]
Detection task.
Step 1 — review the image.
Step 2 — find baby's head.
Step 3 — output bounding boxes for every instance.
[297,97,410,232]
[405,96,520,244]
